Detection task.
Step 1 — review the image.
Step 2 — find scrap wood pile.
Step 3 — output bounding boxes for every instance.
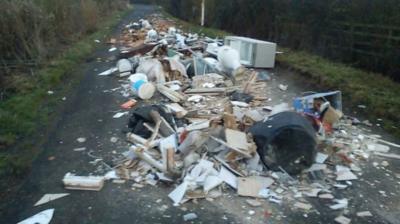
[63,14,400,221]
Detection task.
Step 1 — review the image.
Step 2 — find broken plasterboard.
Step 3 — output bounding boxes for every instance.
[329,199,348,210]
[319,193,334,199]
[304,188,322,197]
[237,176,274,198]
[218,166,238,189]
[246,199,262,207]
[357,211,373,217]
[211,136,252,158]
[17,209,54,224]
[306,163,327,172]
[334,215,351,224]
[159,134,178,152]
[244,110,264,122]
[203,175,223,192]
[294,202,312,210]
[225,129,250,151]
[168,181,188,205]
[113,112,128,118]
[34,193,70,206]
[186,120,210,131]
[315,152,329,164]
[336,170,358,181]
[98,67,118,76]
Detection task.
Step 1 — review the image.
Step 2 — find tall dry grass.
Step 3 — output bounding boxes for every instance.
[0,0,127,91]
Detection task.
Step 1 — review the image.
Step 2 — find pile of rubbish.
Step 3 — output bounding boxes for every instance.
[47,14,400,224]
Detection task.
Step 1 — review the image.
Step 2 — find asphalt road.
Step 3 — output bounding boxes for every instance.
[0,4,399,224]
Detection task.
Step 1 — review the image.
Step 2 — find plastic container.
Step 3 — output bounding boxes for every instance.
[128,73,155,100]
[117,59,132,73]
[217,46,242,72]
[249,111,317,175]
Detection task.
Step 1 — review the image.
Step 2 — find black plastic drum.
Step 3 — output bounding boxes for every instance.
[249,111,317,175]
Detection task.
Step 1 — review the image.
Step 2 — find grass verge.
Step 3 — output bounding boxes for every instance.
[163,11,400,139]
[277,48,400,138]
[0,6,132,178]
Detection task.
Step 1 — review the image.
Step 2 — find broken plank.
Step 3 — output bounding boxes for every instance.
[167,148,175,172]
[126,132,160,148]
[185,88,226,94]
[126,132,147,145]
[185,92,221,96]
[186,120,210,131]
[149,110,162,141]
[242,71,257,94]
[160,116,176,136]
[157,84,186,103]
[166,103,188,118]
[132,146,166,172]
[223,113,238,130]
[143,123,163,139]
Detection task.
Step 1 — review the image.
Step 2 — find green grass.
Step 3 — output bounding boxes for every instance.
[0,6,133,177]
[277,48,400,137]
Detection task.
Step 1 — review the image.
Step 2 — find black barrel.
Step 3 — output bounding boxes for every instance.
[249,111,317,175]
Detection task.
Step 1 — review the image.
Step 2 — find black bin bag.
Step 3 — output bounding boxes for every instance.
[249,111,317,175]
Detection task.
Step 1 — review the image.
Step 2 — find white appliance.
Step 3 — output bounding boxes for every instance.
[224,36,277,68]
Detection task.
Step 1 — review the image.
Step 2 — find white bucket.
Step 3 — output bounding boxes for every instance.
[217,46,242,71]
[168,27,177,35]
[147,29,158,41]
[128,73,155,100]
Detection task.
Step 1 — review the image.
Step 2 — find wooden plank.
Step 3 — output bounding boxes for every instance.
[223,113,238,130]
[166,103,188,118]
[157,84,186,102]
[149,110,162,141]
[159,116,176,136]
[143,123,163,138]
[132,147,166,172]
[167,148,175,172]
[242,71,257,94]
[185,88,226,94]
